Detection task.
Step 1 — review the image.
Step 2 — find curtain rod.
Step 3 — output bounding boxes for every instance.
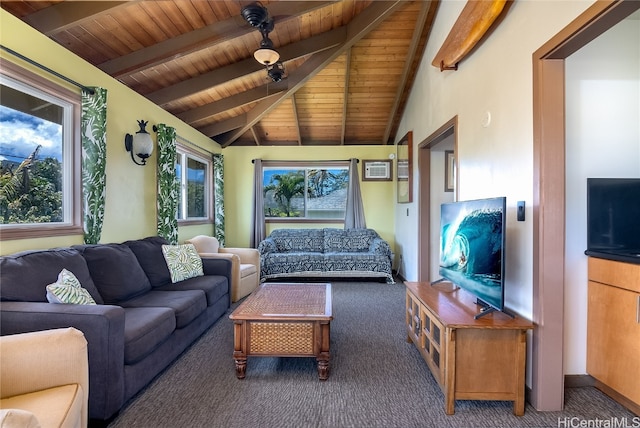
[1,45,95,95]
[252,158,359,163]
[176,134,214,156]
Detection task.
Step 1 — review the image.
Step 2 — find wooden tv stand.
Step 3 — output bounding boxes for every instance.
[405,281,533,415]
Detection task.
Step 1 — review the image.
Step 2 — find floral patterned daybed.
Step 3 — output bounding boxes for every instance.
[258,228,394,283]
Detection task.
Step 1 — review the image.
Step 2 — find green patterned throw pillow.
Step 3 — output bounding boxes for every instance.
[161,243,204,283]
[46,269,97,305]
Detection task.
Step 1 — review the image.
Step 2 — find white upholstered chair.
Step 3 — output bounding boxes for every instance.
[0,327,89,428]
[186,235,260,302]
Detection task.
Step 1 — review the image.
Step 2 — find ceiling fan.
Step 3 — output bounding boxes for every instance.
[241,2,285,82]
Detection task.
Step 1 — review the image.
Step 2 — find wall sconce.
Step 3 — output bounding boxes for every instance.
[124,120,154,166]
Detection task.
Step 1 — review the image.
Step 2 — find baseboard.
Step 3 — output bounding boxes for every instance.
[563,375,639,416]
[564,374,595,388]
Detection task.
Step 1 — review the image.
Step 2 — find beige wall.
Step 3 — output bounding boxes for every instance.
[0,10,221,255]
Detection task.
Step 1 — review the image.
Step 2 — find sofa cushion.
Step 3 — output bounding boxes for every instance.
[119,290,207,329]
[46,269,97,305]
[155,275,228,307]
[124,236,172,288]
[270,228,324,252]
[122,307,175,364]
[78,244,152,304]
[323,228,377,252]
[161,244,204,283]
[0,248,103,304]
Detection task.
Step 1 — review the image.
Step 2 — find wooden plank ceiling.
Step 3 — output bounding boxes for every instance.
[1,1,439,148]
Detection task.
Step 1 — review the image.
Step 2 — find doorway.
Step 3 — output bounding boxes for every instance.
[417,116,457,282]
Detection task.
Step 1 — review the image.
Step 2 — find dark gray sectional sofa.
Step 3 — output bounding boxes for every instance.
[258,228,394,283]
[0,236,232,424]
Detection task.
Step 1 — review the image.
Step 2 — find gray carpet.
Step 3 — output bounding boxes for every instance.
[108,281,635,428]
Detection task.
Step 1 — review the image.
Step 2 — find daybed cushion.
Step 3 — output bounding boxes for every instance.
[77,244,152,304]
[118,290,207,329]
[0,248,104,304]
[122,307,176,364]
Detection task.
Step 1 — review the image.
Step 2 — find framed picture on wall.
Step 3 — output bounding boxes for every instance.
[445,150,455,192]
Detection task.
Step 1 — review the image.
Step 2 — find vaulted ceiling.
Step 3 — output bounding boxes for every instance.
[1,1,440,148]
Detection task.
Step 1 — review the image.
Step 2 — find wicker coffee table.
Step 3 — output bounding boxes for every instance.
[229,282,333,380]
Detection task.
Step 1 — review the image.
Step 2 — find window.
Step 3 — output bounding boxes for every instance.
[0,60,81,240]
[263,163,349,220]
[176,145,212,223]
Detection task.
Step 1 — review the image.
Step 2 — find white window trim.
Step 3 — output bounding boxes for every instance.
[176,142,213,225]
[0,59,82,240]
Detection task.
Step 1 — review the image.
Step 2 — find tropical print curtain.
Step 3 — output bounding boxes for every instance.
[81,87,107,244]
[213,153,225,246]
[156,124,179,244]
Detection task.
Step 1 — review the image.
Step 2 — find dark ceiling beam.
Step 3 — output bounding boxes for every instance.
[213,1,406,147]
[21,1,132,36]
[177,80,288,123]
[98,1,333,78]
[382,0,435,144]
[147,27,346,105]
[199,92,283,137]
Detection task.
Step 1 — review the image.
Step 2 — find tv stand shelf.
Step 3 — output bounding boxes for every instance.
[405,281,533,415]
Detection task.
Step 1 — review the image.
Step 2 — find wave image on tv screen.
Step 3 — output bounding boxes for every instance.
[439,197,505,310]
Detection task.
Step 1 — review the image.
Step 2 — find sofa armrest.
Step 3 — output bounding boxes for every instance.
[0,327,89,427]
[370,238,392,258]
[200,256,232,280]
[258,238,277,254]
[0,302,126,421]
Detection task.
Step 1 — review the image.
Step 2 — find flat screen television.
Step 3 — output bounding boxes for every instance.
[585,178,640,264]
[438,197,507,319]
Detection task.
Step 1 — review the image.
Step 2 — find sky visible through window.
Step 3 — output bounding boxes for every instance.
[0,105,62,164]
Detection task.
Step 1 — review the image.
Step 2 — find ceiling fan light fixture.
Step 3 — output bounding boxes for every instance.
[254,47,280,65]
[267,62,285,82]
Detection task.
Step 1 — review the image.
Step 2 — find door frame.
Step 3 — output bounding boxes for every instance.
[531,0,639,410]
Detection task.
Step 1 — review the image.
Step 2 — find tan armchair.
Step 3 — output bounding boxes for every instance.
[187,235,260,302]
[0,327,89,428]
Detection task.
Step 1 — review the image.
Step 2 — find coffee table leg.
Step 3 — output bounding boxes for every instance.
[317,321,331,380]
[233,321,246,379]
[317,353,330,380]
[234,354,247,379]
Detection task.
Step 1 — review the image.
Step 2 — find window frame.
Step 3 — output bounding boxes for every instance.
[0,59,82,240]
[175,142,214,226]
[261,160,350,224]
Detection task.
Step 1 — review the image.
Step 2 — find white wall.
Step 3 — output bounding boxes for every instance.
[429,138,455,283]
[395,0,593,321]
[564,17,640,375]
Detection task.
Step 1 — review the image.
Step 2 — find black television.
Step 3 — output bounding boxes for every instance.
[585,178,640,264]
[438,197,507,319]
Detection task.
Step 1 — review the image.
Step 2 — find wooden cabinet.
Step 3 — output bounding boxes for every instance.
[587,257,640,411]
[405,281,533,415]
